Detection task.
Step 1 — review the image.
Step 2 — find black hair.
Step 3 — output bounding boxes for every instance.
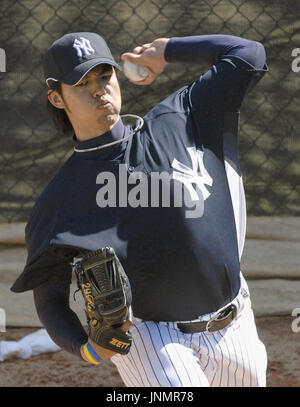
[46,81,73,136]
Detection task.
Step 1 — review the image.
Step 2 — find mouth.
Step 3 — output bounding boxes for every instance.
[98,101,112,109]
[97,96,113,109]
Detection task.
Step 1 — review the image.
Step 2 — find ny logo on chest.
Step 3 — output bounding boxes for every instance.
[171,147,213,202]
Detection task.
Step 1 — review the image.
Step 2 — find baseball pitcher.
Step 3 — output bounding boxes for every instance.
[11,32,268,387]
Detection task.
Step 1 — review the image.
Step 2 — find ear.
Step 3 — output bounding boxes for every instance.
[47,89,66,109]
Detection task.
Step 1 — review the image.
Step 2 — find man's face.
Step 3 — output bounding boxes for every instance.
[49,64,122,140]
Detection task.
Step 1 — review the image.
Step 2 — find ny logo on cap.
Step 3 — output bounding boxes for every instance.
[73,37,95,58]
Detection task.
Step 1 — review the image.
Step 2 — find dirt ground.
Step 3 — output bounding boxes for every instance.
[0,316,299,387]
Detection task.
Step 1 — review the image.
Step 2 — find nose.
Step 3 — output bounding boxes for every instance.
[93,78,108,98]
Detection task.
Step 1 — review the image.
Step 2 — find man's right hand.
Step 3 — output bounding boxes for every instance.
[121,38,170,85]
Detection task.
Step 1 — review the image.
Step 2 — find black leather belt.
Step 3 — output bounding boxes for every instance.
[177,304,237,334]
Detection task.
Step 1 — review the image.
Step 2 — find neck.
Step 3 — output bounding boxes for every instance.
[72,114,144,157]
[73,114,120,142]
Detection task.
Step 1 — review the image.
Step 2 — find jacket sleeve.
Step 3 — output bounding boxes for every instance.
[10,196,80,293]
[33,269,88,358]
[164,34,268,113]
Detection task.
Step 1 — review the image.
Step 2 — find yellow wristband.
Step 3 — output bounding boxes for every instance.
[82,342,102,365]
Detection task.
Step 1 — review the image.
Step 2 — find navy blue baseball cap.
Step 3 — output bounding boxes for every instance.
[43,32,121,87]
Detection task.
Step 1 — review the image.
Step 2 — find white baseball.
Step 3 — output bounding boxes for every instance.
[123,60,149,81]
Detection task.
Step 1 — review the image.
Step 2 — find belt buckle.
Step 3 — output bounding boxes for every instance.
[205,315,218,334]
[205,304,237,334]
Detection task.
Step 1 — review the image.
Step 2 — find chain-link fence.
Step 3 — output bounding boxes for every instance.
[0,0,299,222]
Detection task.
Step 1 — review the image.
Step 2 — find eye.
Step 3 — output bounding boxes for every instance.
[78,79,88,86]
[100,71,113,80]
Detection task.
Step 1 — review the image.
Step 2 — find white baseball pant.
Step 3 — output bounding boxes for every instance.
[111,275,267,387]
